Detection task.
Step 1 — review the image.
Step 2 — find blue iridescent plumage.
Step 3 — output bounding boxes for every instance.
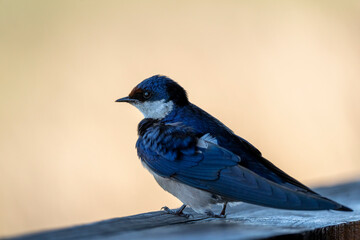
[116,75,352,216]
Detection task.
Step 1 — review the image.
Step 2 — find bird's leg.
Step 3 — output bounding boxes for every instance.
[161,204,191,218]
[174,204,187,215]
[219,202,228,217]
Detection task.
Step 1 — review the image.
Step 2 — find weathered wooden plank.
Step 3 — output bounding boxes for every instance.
[5,180,360,240]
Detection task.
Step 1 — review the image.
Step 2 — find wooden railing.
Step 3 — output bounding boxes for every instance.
[6,180,360,240]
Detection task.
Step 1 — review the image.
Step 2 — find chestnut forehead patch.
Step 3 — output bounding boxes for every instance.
[129,87,148,102]
[129,87,142,98]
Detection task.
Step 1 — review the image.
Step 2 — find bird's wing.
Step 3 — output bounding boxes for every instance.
[136,122,347,211]
[216,134,319,194]
[173,104,318,193]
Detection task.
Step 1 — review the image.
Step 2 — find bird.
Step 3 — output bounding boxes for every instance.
[115,74,352,218]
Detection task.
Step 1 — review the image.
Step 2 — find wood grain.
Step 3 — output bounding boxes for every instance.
[6,181,360,240]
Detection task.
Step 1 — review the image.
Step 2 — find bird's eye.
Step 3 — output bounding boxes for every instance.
[143,91,151,99]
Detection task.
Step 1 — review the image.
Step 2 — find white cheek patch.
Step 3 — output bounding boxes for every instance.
[132,100,174,119]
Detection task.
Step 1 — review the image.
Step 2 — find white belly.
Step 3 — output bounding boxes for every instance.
[140,134,227,213]
[143,162,217,213]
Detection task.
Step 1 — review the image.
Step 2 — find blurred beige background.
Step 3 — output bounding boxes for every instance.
[1,0,359,237]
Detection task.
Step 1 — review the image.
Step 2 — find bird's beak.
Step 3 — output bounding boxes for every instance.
[115,96,136,103]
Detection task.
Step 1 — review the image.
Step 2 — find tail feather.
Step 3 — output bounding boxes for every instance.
[335,205,353,212]
[308,194,353,212]
[209,165,353,211]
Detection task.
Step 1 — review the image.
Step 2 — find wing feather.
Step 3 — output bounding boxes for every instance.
[136,122,347,211]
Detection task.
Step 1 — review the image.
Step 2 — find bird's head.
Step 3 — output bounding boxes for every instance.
[116,75,189,119]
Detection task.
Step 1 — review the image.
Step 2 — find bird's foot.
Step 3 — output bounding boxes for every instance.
[205,210,226,218]
[161,205,192,218]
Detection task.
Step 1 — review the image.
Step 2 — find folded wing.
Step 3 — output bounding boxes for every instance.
[136,121,351,211]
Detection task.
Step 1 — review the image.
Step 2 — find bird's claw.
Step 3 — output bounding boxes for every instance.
[161,206,173,212]
[206,210,226,218]
[161,206,192,218]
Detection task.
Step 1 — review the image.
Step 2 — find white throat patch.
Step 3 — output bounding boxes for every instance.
[132,100,174,119]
